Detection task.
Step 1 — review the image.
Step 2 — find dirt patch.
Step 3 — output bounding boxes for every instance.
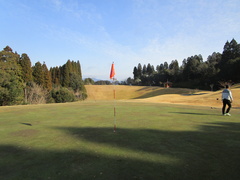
[11,129,39,137]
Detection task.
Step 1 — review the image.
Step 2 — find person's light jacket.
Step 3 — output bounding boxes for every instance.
[222,89,233,101]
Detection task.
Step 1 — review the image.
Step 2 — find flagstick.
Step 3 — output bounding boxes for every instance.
[110,62,116,133]
[113,78,117,133]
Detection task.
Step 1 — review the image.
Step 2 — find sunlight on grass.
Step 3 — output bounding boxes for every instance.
[1,101,240,179]
[70,139,181,165]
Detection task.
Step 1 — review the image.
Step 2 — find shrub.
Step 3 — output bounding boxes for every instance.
[51,87,76,103]
[25,82,48,104]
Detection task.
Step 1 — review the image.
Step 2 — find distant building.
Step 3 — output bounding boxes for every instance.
[164,80,172,88]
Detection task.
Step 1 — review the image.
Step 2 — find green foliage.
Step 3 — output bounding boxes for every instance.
[69,73,85,93]
[32,62,52,91]
[94,80,111,85]
[225,57,240,82]
[42,63,52,91]
[0,47,24,105]
[19,53,33,83]
[84,78,95,85]
[50,60,86,96]
[32,62,44,85]
[51,87,76,103]
[132,38,240,89]
[0,45,87,106]
[50,66,61,85]
[61,62,70,87]
[133,66,138,80]
[0,71,24,105]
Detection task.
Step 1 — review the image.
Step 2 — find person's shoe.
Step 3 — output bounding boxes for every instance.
[223,113,226,116]
[226,113,231,116]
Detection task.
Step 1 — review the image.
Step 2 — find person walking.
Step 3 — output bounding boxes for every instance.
[222,85,233,116]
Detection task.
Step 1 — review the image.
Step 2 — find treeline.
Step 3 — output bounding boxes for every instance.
[0,46,87,106]
[84,78,118,85]
[132,39,240,90]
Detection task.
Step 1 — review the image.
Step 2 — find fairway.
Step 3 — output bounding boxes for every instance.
[85,85,240,108]
[1,100,240,180]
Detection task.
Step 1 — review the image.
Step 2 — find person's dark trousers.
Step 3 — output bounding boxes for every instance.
[222,99,232,114]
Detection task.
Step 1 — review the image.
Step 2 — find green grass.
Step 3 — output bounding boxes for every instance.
[0,101,240,180]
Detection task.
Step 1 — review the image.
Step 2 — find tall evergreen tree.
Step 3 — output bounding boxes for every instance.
[50,67,56,84]
[142,64,147,75]
[55,66,61,85]
[222,39,240,63]
[163,62,168,70]
[133,66,138,80]
[158,63,164,73]
[42,63,52,90]
[3,46,13,52]
[62,64,70,87]
[147,63,154,75]
[19,53,33,83]
[77,60,82,78]
[169,60,180,78]
[137,63,142,78]
[182,55,203,81]
[32,62,44,85]
[0,46,24,105]
[220,39,240,81]
[205,52,221,83]
[50,67,61,86]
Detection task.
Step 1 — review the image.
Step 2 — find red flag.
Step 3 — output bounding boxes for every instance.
[110,62,115,79]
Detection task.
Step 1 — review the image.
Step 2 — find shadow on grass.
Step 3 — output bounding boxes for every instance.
[134,87,205,99]
[170,112,216,116]
[181,93,208,96]
[20,122,32,126]
[1,122,240,180]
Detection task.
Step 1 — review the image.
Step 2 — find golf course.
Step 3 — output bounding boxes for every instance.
[1,85,240,180]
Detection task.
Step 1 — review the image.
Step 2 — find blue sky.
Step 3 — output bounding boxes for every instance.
[1,0,240,81]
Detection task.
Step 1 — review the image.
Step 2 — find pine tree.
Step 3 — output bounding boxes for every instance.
[147,63,153,75]
[137,63,142,78]
[42,63,52,91]
[19,53,33,83]
[220,39,240,81]
[77,60,82,77]
[55,66,61,85]
[163,62,168,70]
[50,67,55,84]
[222,39,240,63]
[61,64,70,87]
[66,60,73,73]
[0,46,24,105]
[142,64,147,75]
[50,67,61,86]
[32,62,44,85]
[3,46,13,52]
[133,66,138,80]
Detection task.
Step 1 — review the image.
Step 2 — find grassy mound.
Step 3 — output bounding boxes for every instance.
[85,85,240,108]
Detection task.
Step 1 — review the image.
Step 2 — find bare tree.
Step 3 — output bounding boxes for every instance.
[26,82,48,104]
[218,81,233,88]
[210,84,214,91]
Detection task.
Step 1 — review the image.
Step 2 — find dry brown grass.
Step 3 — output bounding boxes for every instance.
[85,85,240,108]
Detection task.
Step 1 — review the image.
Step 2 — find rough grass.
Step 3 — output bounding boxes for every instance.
[85,85,199,100]
[85,85,240,108]
[1,101,240,180]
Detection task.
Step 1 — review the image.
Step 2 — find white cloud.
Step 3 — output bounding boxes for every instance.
[50,0,62,9]
[3,0,240,81]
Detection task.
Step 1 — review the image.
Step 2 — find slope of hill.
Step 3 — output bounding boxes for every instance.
[85,85,240,108]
